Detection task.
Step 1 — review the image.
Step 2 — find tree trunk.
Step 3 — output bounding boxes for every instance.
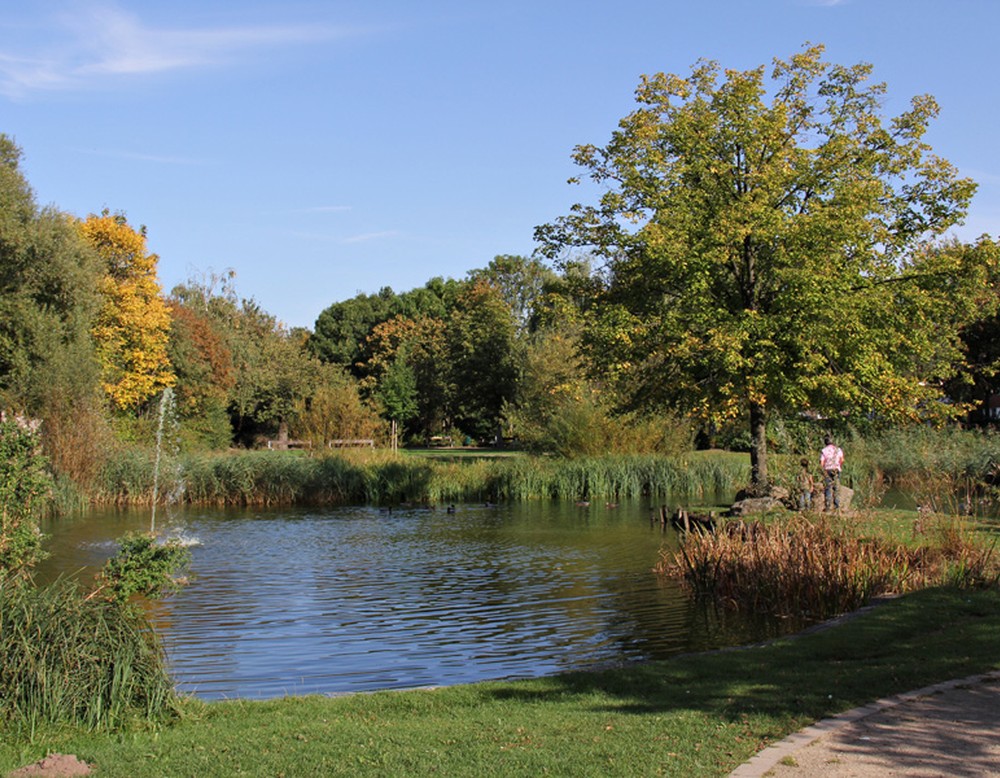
[277,418,289,450]
[748,400,768,494]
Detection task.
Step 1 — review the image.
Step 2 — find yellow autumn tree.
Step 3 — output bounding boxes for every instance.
[80,212,174,411]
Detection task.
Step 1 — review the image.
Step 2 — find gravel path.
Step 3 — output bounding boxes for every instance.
[731,671,1000,777]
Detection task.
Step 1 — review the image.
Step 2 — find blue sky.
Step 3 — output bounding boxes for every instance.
[2,1,997,329]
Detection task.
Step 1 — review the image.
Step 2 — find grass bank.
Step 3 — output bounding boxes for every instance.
[2,586,998,777]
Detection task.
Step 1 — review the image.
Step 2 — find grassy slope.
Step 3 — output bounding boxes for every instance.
[2,586,998,777]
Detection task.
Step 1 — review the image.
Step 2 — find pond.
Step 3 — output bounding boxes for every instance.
[37,500,799,700]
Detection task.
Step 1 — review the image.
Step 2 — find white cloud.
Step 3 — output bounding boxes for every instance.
[0,3,357,98]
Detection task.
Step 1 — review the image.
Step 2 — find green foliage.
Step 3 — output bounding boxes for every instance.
[942,239,1000,426]
[466,254,557,330]
[177,396,233,452]
[525,390,693,459]
[543,394,619,456]
[94,446,156,505]
[226,302,321,442]
[853,426,999,481]
[312,269,557,443]
[0,419,51,579]
[174,450,329,506]
[357,314,450,439]
[165,297,236,450]
[309,279,464,371]
[536,44,984,488]
[93,532,191,605]
[473,451,745,503]
[170,273,326,446]
[508,319,695,457]
[80,428,1000,511]
[0,136,107,486]
[0,578,177,732]
[847,425,1000,512]
[377,358,419,425]
[446,280,522,441]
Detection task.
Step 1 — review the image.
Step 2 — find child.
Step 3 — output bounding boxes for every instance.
[796,457,814,511]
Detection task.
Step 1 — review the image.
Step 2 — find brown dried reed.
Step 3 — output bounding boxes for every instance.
[656,513,998,620]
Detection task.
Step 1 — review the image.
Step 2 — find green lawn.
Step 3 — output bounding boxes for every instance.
[3,586,998,777]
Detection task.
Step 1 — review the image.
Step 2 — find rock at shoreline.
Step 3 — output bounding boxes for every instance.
[728,484,854,517]
[728,495,786,517]
[728,484,789,517]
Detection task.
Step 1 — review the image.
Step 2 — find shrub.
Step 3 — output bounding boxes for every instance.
[91,532,191,605]
[0,418,51,580]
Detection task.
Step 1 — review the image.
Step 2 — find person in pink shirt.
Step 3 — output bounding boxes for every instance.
[819,435,845,511]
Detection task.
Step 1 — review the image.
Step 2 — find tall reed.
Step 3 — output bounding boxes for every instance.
[851,426,1000,490]
[88,450,750,507]
[657,513,999,621]
[0,578,177,734]
[485,454,748,502]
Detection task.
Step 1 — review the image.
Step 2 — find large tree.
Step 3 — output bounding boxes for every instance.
[937,238,1000,426]
[0,138,104,408]
[0,136,109,482]
[467,255,556,331]
[226,301,320,446]
[362,314,448,439]
[309,279,463,373]
[81,212,174,412]
[165,299,236,449]
[536,44,983,490]
[446,280,521,442]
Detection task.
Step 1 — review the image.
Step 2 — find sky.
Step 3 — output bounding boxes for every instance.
[2,0,998,330]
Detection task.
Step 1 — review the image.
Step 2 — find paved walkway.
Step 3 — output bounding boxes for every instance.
[731,671,1000,777]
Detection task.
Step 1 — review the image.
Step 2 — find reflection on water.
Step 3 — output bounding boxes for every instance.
[37,501,795,700]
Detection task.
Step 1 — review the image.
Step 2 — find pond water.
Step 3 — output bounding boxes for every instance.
[37,500,797,700]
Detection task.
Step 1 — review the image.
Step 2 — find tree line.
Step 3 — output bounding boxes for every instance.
[0,127,639,485]
[2,44,1000,497]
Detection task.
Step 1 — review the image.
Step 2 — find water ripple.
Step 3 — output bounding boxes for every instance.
[38,502,778,699]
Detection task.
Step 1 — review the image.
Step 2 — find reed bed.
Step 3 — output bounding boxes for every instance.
[92,447,157,505]
[89,449,750,507]
[850,426,1000,502]
[483,454,748,501]
[0,579,177,733]
[657,512,999,621]
[72,428,1000,511]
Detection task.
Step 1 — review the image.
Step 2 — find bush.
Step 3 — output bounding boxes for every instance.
[0,418,51,580]
[513,391,694,458]
[92,532,191,605]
